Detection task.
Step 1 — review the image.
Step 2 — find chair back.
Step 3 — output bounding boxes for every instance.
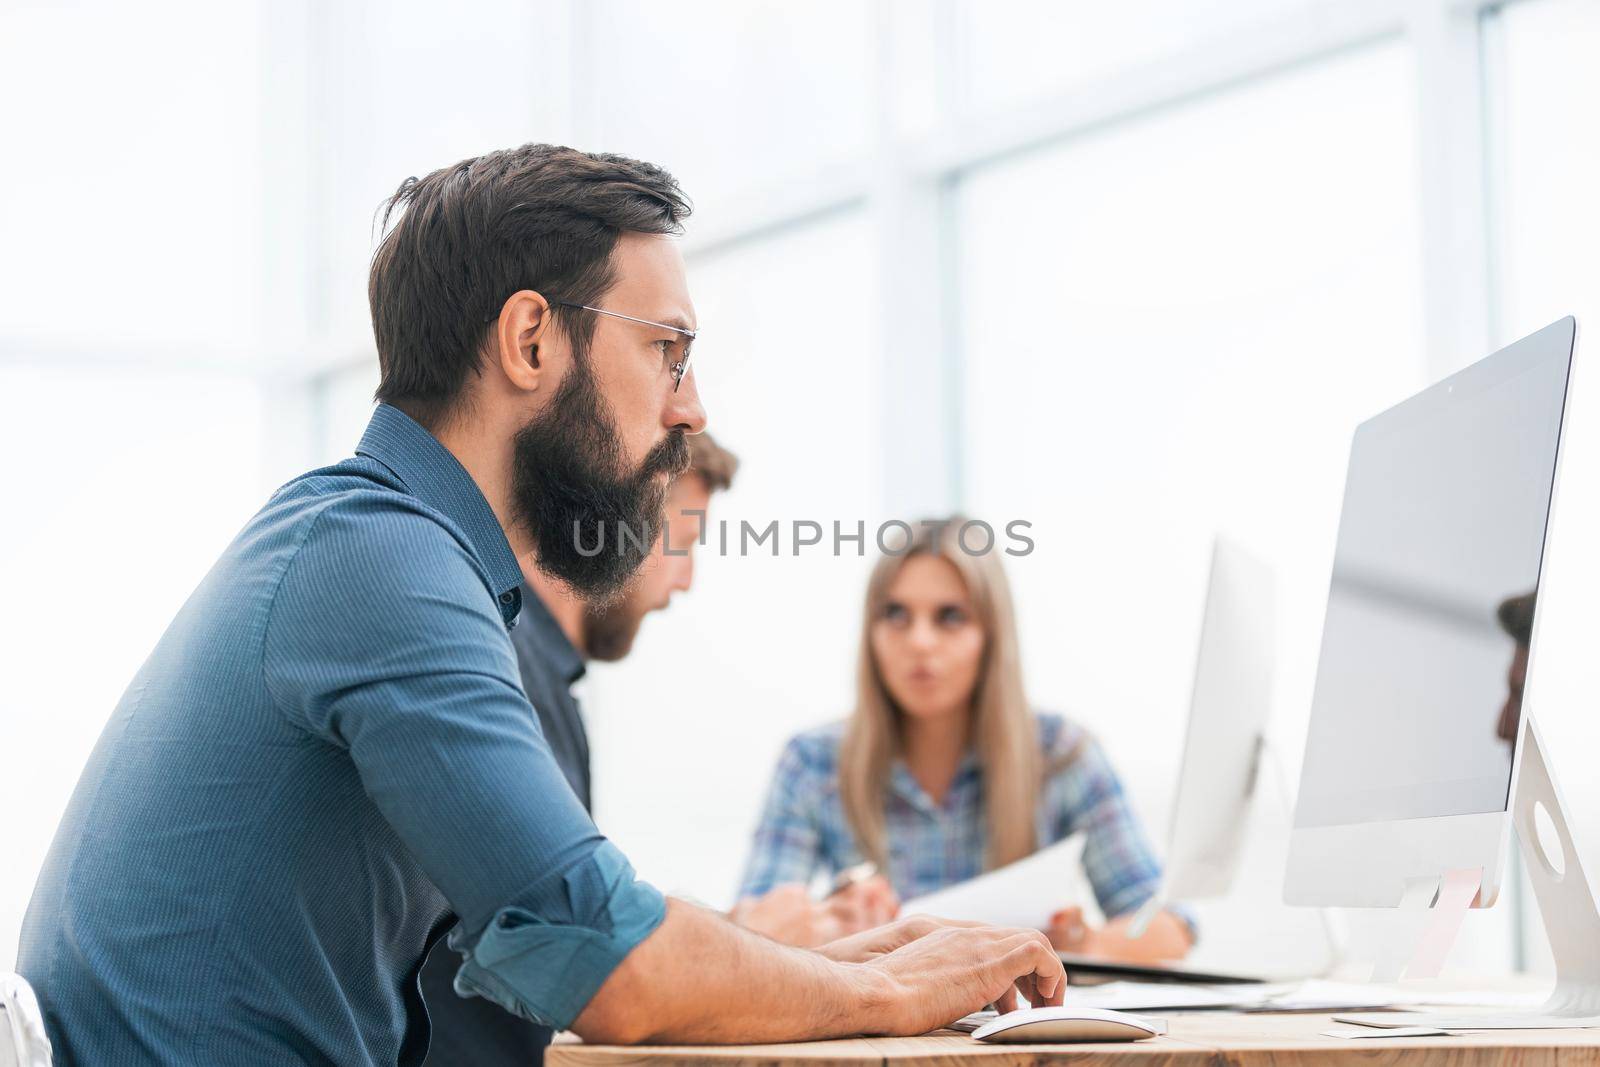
[0,974,53,1067]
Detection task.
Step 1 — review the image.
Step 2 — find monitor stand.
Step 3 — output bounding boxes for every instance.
[1123,730,1279,939]
[1132,732,1348,976]
[1337,717,1600,1030]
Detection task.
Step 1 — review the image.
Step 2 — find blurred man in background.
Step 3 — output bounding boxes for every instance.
[1495,591,1536,744]
[419,431,737,1066]
[421,432,899,1065]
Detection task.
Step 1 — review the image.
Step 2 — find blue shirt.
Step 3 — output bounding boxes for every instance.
[419,583,593,1067]
[18,404,665,1067]
[504,584,592,812]
[738,715,1178,925]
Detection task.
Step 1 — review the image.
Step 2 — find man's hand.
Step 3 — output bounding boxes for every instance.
[573,899,1067,1045]
[814,913,979,963]
[855,924,1067,1033]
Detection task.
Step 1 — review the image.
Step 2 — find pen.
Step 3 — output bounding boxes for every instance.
[826,862,879,898]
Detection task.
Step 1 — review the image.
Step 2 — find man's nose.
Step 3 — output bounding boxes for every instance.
[668,373,707,435]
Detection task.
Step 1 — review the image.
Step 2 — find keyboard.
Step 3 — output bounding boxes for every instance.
[945,1010,998,1033]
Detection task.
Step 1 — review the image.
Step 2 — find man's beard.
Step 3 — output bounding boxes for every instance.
[580,596,646,662]
[511,355,689,600]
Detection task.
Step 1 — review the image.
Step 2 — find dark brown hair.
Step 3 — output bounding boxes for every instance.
[686,430,739,493]
[1497,591,1536,646]
[368,143,691,428]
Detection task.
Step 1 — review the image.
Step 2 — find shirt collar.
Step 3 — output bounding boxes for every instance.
[355,403,525,628]
[514,581,587,686]
[889,748,981,813]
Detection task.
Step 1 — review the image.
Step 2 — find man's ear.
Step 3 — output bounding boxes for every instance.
[492,290,553,394]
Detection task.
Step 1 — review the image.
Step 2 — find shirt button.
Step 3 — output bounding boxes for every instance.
[499,591,515,604]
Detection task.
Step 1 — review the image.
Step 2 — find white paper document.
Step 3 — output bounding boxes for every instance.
[900,834,1087,929]
[1038,980,1535,1016]
[1322,1026,1461,1039]
[1063,982,1271,1012]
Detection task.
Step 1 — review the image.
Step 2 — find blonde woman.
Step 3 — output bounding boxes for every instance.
[736,519,1194,962]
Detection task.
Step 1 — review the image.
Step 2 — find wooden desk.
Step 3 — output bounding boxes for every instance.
[548,1011,1600,1065]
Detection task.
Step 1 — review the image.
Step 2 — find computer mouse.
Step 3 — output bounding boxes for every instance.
[970,1006,1168,1043]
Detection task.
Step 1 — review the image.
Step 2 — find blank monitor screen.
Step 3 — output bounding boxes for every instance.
[1294,318,1574,830]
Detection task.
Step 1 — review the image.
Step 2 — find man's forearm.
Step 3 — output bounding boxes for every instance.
[572,898,887,1045]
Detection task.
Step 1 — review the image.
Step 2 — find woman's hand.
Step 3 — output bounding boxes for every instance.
[729,876,903,948]
[824,874,899,935]
[1046,905,1094,953]
[1046,904,1195,962]
[729,885,845,947]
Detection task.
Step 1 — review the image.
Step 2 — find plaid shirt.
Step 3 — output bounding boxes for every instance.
[738,713,1174,925]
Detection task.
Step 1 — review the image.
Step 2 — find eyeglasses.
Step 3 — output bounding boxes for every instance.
[556,302,696,392]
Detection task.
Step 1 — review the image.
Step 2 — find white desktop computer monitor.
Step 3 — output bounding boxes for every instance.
[1284,317,1574,908]
[1132,537,1275,936]
[1285,317,1600,1028]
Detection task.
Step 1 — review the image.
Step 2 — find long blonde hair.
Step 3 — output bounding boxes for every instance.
[839,518,1041,871]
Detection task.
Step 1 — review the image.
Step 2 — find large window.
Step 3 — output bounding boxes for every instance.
[0,369,263,970]
[8,0,1594,979]
[585,213,883,905]
[304,0,579,354]
[1487,0,1600,972]
[958,43,1434,972]
[959,0,1321,112]
[0,1,264,347]
[319,363,382,462]
[581,1,877,213]
[960,43,1426,811]
[1492,0,1600,342]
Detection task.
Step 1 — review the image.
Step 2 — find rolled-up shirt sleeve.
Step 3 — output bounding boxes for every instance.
[261,495,665,1029]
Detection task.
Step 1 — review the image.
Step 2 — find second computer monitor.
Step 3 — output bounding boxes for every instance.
[1163,537,1276,902]
[1128,537,1276,943]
